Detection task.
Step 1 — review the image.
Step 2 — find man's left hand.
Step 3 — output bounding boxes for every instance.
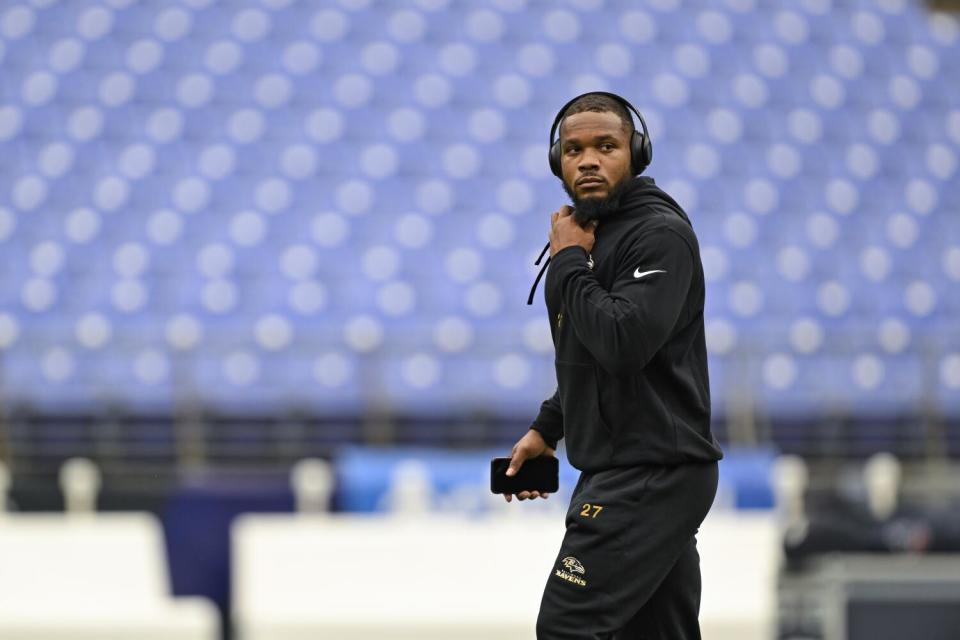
[550,205,597,257]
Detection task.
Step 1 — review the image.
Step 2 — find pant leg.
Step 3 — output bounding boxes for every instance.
[614,537,703,640]
[536,461,718,640]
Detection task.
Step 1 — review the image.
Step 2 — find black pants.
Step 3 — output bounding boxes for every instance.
[536,461,719,639]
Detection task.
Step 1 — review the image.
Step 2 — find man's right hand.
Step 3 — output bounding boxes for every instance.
[503,429,556,503]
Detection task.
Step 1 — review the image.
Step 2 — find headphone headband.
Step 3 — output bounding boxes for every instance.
[548,91,652,178]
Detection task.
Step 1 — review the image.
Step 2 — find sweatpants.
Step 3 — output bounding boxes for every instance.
[536,460,719,640]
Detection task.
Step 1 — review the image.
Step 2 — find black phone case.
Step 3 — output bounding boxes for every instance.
[489,456,559,494]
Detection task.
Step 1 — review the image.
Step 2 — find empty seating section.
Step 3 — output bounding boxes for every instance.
[0,0,957,425]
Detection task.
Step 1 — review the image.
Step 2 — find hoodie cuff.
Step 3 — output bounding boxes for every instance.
[550,245,590,279]
[530,425,560,450]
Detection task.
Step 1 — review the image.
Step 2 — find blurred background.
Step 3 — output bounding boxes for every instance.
[0,0,959,639]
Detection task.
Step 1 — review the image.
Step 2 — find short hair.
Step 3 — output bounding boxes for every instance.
[559,93,635,138]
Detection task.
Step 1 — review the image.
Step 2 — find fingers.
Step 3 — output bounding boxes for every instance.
[578,218,598,232]
[506,449,526,477]
[558,205,573,218]
[512,491,550,501]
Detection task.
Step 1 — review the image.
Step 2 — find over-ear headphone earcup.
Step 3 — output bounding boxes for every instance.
[641,131,653,170]
[548,140,562,178]
[631,130,652,175]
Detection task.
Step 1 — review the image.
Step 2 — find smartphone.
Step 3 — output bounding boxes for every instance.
[490,456,559,494]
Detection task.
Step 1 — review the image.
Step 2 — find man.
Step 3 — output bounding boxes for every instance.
[504,92,724,639]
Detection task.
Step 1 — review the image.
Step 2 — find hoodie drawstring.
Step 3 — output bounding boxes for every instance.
[526,241,551,305]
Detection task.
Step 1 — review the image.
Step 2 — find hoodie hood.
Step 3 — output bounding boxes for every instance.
[613,176,693,228]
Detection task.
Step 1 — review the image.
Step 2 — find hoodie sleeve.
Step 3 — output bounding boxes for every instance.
[530,388,562,448]
[548,225,695,377]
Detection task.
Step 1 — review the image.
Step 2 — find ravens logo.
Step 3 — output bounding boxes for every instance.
[561,556,585,575]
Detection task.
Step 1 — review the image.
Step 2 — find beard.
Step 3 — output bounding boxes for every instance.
[562,175,633,227]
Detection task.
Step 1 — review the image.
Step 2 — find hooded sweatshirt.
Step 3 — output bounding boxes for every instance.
[530,176,723,471]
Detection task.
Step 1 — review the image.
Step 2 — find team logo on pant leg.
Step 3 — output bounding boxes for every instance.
[561,556,585,575]
[554,556,587,587]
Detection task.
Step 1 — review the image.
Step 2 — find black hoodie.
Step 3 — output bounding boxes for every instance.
[530,176,723,471]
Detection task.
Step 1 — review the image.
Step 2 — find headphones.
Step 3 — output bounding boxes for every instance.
[548,91,653,179]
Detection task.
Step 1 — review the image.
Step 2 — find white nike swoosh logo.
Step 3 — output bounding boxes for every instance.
[633,268,667,279]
